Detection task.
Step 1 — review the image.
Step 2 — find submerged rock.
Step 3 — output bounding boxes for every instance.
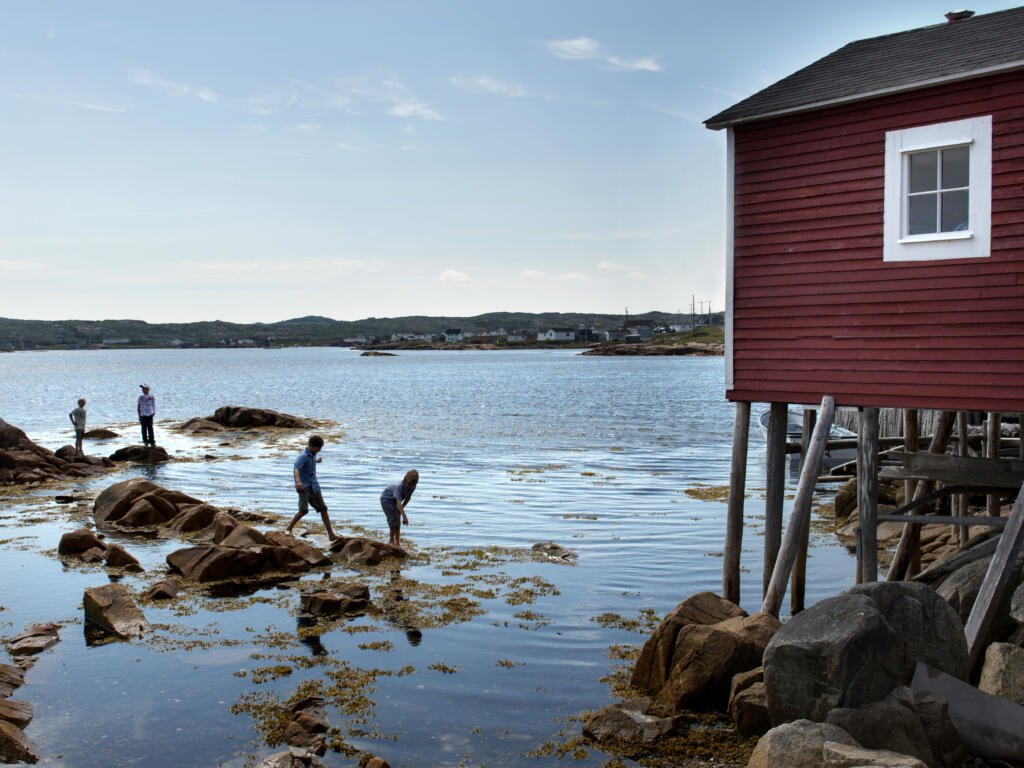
[283,696,329,755]
[103,543,143,572]
[83,428,118,439]
[142,579,181,601]
[582,702,678,744]
[7,624,60,668]
[531,541,577,563]
[83,584,148,639]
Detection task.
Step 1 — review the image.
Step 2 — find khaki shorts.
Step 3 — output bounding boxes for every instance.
[297,488,327,517]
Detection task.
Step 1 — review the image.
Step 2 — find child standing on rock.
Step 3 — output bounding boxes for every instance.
[380,470,418,547]
[68,398,87,456]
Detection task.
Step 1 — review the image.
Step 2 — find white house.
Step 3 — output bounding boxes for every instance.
[539,328,575,342]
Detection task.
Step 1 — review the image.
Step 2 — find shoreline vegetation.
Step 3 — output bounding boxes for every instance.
[0,311,724,353]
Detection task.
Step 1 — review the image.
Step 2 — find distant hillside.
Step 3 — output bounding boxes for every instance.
[0,311,723,350]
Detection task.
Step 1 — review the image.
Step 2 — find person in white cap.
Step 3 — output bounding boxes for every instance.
[137,384,156,446]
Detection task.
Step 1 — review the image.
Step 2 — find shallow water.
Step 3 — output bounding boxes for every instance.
[0,348,856,766]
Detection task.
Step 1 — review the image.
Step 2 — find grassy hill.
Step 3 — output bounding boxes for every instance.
[0,312,722,350]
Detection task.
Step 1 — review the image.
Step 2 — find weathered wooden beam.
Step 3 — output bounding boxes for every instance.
[958,412,969,549]
[723,400,750,605]
[762,395,835,617]
[763,402,787,599]
[879,452,1024,489]
[987,412,1002,516]
[799,409,816,475]
[858,407,880,583]
[887,411,956,582]
[876,514,1008,529]
[964,483,1024,669]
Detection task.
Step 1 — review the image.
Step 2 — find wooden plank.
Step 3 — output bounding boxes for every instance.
[764,402,787,598]
[723,401,750,605]
[964,483,1024,669]
[858,407,880,583]
[905,409,919,527]
[877,514,1008,529]
[880,452,1024,489]
[958,412,969,549]
[762,395,836,617]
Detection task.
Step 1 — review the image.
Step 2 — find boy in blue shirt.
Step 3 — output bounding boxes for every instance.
[286,435,338,541]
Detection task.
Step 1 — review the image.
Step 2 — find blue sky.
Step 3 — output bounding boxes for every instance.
[2,1,1019,323]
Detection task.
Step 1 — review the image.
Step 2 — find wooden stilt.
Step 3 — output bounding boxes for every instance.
[1019,414,1024,461]
[965,482,1024,669]
[858,407,880,583]
[791,407,818,614]
[886,410,956,581]
[957,412,969,549]
[987,412,1002,516]
[763,402,788,598]
[903,409,919,512]
[762,395,835,617]
[723,401,750,605]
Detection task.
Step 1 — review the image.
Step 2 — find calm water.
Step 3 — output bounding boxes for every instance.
[0,348,855,767]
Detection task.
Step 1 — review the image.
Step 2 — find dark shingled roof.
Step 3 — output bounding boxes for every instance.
[705,6,1024,129]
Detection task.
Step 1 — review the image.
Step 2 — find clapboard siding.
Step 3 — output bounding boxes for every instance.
[730,70,1024,412]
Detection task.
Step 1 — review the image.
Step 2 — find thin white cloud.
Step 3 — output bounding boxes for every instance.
[399,145,419,151]
[546,37,662,72]
[650,105,702,124]
[181,258,379,276]
[520,269,545,279]
[336,142,368,152]
[450,75,528,98]
[520,268,589,281]
[439,270,471,283]
[547,37,601,60]
[129,68,218,103]
[598,260,629,272]
[295,123,322,133]
[555,272,589,281]
[389,101,443,121]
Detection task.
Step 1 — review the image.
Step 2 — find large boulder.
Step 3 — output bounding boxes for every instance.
[57,529,106,556]
[166,503,220,533]
[652,612,781,713]
[764,582,968,725]
[208,406,313,429]
[142,579,180,601]
[581,702,678,744]
[825,687,940,767]
[978,642,1024,706]
[108,445,170,463]
[118,492,179,527]
[93,478,160,526]
[631,591,746,695]
[748,720,860,768]
[83,584,147,639]
[177,418,225,434]
[103,543,143,571]
[821,742,927,768]
[329,537,406,566]
[265,532,332,567]
[166,545,267,582]
[83,428,118,439]
[0,699,32,729]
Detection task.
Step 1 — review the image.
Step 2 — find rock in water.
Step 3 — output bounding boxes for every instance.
[209,406,313,429]
[57,529,106,556]
[83,584,147,639]
[108,445,170,463]
[531,541,577,563]
[0,720,40,764]
[582,703,678,743]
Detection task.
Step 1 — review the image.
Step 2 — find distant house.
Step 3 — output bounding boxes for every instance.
[539,328,575,342]
[604,328,626,342]
[575,327,601,343]
[442,328,464,342]
[102,337,130,345]
[506,330,530,342]
[625,325,653,341]
[670,323,693,333]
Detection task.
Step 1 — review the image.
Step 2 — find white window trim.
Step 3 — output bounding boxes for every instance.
[883,115,991,262]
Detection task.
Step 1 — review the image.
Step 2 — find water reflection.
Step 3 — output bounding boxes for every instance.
[381,566,423,646]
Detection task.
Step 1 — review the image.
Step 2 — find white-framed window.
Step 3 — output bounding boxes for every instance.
[883,115,991,262]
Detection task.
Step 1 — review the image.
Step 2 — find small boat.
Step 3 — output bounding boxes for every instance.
[757,406,857,472]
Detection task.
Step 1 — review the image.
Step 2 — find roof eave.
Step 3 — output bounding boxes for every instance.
[704,59,1024,130]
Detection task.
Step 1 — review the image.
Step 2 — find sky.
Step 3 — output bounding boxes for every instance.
[2,0,1021,323]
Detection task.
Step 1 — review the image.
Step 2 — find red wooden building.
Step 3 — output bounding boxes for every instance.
[703,8,1024,615]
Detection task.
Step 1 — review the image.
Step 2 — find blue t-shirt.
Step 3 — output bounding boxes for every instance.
[380,481,411,505]
[294,448,320,493]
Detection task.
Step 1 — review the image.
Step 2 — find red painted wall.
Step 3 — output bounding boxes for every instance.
[729,70,1024,411]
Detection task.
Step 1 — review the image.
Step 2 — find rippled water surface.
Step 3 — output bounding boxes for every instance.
[0,348,855,767]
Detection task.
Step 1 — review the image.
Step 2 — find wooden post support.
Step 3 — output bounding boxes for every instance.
[723,401,751,605]
[987,412,1002,516]
[957,412,969,549]
[799,408,816,474]
[762,395,835,617]
[964,482,1024,669]
[858,407,880,583]
[904,409,919,515]
[764,402,788,598]
[1019,414,1024,461]
[887,410,956,581]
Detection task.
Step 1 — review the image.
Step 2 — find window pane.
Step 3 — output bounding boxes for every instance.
[942,146,969,189]
[909,151,938,193]
[909,193,937,234]
[941,190,969,232]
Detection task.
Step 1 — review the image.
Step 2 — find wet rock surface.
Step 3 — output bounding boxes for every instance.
[57,529,106,556]
[108,445,170,463]
[531,541,577,563]
[255,747,325,768]
[747,720,860,768]
[0,719,39,764]
[142,579,181,601]
[582,701,679,743]
[186,406,313,430]
[83,584,148,639]
[0,417,114,485]
[6,624,60,670]
[329,537,406,566]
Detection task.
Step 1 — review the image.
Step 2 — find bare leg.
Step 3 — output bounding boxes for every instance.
[319,510,338,541]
